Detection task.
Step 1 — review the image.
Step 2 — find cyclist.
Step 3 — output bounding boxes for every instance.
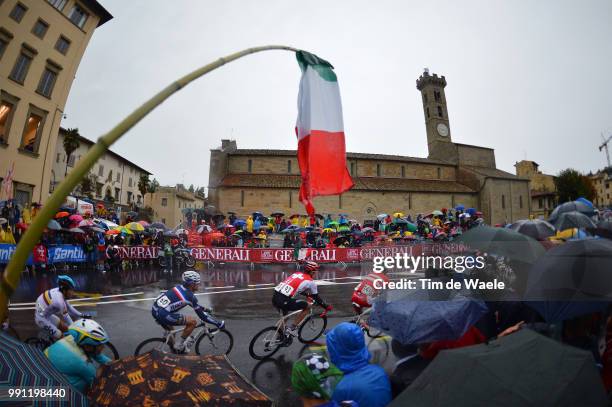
[151,270,225,353]
[351,271,390,315]
[45,318,111,393]
[34,275,87,341]
[273,261,332,336]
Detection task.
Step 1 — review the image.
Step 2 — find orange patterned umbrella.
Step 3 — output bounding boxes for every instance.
[89,350,271,406]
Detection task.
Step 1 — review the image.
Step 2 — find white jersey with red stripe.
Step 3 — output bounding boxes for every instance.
[274,272,318,298]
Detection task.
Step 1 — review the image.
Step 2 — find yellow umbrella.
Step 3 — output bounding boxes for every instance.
[125,222,145,232]
[114,226,133,235]
[322,228,334,233]
[393,212,405,218]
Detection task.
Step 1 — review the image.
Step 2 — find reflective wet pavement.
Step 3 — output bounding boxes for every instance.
[7,263,412,405]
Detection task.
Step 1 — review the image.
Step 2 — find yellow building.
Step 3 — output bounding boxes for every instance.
[53,127,151,206]
[514,160,557,218]
[145,185,206,229]
[0,0,111,205]
[590,168,612,209]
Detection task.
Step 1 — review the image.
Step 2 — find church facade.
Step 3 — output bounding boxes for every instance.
[208,70,530,225]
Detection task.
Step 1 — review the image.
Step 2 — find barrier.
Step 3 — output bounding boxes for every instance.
[0,243,470,265]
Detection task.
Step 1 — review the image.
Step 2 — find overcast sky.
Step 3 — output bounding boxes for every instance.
[62,0,612,189]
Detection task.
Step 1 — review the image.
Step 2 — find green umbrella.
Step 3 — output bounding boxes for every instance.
[391,329,607,407]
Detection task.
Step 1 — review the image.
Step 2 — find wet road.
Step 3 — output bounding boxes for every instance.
[8,263,418,404]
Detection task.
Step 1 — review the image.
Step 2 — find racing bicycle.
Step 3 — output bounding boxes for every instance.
[134,320,233,356]
[352,307,383,339]
[25,331,120,360]
[249,301,328,360]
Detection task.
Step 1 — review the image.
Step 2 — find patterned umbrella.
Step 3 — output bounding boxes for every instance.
[137,220,150,227]
[78,219,95,228]
[0,333,87,406]
[88,350,271,406]
[47,219,62,230]
[114,226,134,235]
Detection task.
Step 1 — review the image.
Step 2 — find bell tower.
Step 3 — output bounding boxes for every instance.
[416,69,452,158]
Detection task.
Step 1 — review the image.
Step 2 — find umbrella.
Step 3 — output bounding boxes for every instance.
[270,212,284,217]
[337,225,351,233]
[55,211,70,219]
[163,230,178,237]
[376,213,388,220]
[68,214,83,222]
[90,226,105,233]
[328,221,339,227]
[175,228,189,235]
[455,204,465,211]
[125,222,145,232]
[95,218,119,229]
[456,225,546,264]
[0,217,6,225]
[393,218,409,225]
[149,222,168,231]
[362,227,376,233]
[233,219,246,227]
[88,350,271,406]
[252,211,264,219]
[391,329,607,407]
[370,283,488,345]
[68,227,85,233]
[406,222,418,233]
[590,219,612,239]
[322,228,335,233]
[0,333,88,406]
[552,211,596,231]
[219,224,236,230]
[549,200,596,223]
[525,238,612,322]
[393,212,405,218]
[432,210,443,216]
[137,220,150,227]
[509,219,556,240]
[466,208,477,216]
[78,219,95,228]
[114,226,134,235]
[105,229,120,235]
[127,211,138,217]
[47,219,62,230]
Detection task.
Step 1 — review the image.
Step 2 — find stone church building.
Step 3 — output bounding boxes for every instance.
[208,70,530,225]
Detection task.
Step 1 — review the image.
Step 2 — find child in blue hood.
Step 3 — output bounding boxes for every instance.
[326,322,391,407]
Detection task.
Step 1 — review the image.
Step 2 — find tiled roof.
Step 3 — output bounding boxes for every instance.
[219,174,475,193]
[462,166,527,181]
[228,149,450,165]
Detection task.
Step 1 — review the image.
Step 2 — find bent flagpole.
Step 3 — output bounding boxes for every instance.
[0,45,299,322]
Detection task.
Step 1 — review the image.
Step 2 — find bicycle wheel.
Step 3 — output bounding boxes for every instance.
[102,342,120,360]
[134,338,172,355]
[184,255,196,268]
[195,329,233,356]
[298,314,327,343]
[249,326,284,360]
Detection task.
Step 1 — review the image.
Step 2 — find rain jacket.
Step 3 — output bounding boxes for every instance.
[326,323,391,407]
[246,216,254,233]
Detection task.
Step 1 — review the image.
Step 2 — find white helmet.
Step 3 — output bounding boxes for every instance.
[68,319,109,346]
[182,270,201,286]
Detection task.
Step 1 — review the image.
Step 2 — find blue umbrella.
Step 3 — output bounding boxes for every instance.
[466,208,477,216]
[0,333,87,405]
[370,283,488,345]
[576,197,594,208]
[233,219,246,227]
[455,204,465,211]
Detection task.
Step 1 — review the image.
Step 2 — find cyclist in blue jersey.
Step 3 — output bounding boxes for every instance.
[151,270,225,353]
[45,318,111,393]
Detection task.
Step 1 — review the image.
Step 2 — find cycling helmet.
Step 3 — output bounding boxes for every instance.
[68,319,109,346]
[303,261,320,273]
[182,270,201,286]
[57,275,76,290]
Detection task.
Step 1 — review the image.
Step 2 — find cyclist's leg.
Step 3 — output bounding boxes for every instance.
[283,298,309,328]
[35,314,63,341]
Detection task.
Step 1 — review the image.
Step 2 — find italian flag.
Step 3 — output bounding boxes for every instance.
[295,51,354,216]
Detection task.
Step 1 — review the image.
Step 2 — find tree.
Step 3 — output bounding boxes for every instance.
[79,172,98,199]
[555,168,597,203]
[63,128,81,176]
[147,178,159,199]
[188,184,195,193]
[138,174,150,198]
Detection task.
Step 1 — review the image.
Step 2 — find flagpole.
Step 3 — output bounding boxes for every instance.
[0,45,299,321]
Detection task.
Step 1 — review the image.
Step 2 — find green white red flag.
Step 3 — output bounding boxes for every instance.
[295,51,354,216]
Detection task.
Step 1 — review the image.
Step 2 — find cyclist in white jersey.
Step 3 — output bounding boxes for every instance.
[35,275,87,340]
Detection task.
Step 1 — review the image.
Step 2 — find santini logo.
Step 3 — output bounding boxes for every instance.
[51,247,85,261]
[0,246,16,261]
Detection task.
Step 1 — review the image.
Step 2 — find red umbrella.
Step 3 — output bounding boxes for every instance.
[55,212,70,219]
[69,214,83,222]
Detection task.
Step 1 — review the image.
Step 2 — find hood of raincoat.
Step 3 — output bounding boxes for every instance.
[326,322,370,373]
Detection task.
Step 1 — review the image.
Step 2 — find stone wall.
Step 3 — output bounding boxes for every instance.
[217,187,478,222]
[457,145,496,168]
[481,179,530,224]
